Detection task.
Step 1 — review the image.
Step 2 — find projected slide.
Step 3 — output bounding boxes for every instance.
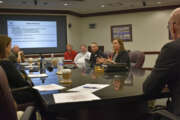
[7,20,58,48]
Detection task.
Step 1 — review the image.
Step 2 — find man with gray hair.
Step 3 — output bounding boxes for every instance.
[74,44,91,68]
[8,45,24,63]
[143,8,180,116]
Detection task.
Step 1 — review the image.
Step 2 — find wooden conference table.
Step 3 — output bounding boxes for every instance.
[30,67,169,120]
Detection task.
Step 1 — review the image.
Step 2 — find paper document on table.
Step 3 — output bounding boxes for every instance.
[20,62,29,66]
[33,84,65,91]
[68,84,109,93]
[25,65,39,68]
[28,73,48,78]
[53,92,100,103]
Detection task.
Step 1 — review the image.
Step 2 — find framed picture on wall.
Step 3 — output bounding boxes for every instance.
[111,24,132,42]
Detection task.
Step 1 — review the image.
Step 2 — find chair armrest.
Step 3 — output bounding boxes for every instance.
[11,86,31,92]
[152,110,180,120]
[20,106,35,120]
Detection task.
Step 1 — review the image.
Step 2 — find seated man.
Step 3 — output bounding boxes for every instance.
[64,44,77,61]
[74,44,91,68]
[8,45,24,63]
[143,8,180,116]
[89,42,107,67]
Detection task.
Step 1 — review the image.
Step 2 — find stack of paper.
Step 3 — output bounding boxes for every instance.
[68,84,109,93]
[20,62,29,66]
[33,84,65,91]
[25,65,39,68]
[28,73,48,78]
[53,92,100,103]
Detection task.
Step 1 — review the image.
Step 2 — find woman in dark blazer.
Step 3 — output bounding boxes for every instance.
[0,35,38,104]
[106,38,130,66]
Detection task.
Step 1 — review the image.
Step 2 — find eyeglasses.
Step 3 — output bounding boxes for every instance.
[167,22,176,29]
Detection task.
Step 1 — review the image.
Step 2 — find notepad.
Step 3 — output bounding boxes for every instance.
[33,84,65,91]
[68,84,109,93]
[53,92,100,103]
[28,73,48,78]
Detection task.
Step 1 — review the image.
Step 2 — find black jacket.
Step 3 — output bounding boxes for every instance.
[90,50,107,67]
[113,50,130,66]
[143,39,180,115]
[0,60,38,104]
[0,60,29,89]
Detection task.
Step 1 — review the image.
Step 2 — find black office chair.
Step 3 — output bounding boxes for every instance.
[128,50,145,68]
[151,109,180,120]
[144,97,180,120]
[0,66,37,120]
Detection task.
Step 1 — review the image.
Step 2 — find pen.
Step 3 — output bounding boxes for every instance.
[83,86,98,89]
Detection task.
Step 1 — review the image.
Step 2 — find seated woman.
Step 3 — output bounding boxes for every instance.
[0,35,38,104]
[103,38,130,66]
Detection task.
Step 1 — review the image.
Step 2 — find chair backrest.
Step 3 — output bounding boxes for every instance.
[0,66,18,120]
[128,51,145,68]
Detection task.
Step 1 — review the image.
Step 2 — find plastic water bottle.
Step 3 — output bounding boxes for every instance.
[40,55,46,74]
[58,58,64,72]
[51,53,54,60]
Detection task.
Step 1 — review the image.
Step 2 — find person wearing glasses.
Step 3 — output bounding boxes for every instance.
[143,8,180,116]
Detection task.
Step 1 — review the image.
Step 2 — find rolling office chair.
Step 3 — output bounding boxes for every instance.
[151,109,180,120]
[128,50,145,68]
[147,97,180,120]
[0,66,37,120]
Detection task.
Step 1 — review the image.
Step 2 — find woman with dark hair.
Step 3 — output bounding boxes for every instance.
[0,35,38,104]
[105,38,130,65]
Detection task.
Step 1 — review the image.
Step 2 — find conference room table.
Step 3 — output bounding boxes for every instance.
[29,66,169,120]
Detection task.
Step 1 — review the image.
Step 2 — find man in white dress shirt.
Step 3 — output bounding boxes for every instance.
[74,44,91,68]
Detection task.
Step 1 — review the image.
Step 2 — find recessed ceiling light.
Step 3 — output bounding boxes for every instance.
[157,2,161,4]
[0,1,3,4]
[101,5,105,8]
[64,3,72,6]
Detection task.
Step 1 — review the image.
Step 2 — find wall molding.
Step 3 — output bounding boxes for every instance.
[80,5,180,17]
[24,52,157,70]
[144,51,160,55]
[0,4,179,17]
[0,8,81,16]
[25,53,64,58]
[24,51,160,58]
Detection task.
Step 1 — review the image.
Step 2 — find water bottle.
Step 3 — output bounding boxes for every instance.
[51,53,54,60]
[58,58,64,72]
[40,55,46,74]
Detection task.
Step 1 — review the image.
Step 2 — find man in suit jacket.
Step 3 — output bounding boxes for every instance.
[143,8,180,116]
[89,42,107,67]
